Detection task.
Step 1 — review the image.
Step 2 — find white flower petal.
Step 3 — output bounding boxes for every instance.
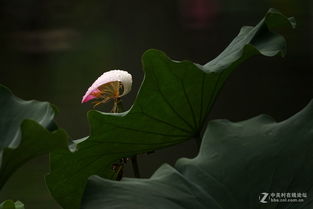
[82,70,132,103]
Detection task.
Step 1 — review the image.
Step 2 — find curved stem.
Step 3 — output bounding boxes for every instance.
[131,155,140,178]
[116,98,124,113]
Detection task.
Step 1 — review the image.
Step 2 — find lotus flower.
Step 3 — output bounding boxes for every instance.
[81,70,132,109]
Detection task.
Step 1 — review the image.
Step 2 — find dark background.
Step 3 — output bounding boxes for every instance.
[0,0,312,208]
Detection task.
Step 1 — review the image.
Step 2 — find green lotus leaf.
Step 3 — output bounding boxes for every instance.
[0,85,69,189]
[0,200,24,209]
[82,100,313,209]
[46,9,295,209]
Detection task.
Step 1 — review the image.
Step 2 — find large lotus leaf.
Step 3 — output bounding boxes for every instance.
[46,9,295,209]
[82,100,313,209]
[0,85,55,149]
[0,200,24,209]
[0,85,69,189]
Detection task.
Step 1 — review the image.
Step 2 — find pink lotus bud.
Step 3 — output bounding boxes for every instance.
[81,70,132,105]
